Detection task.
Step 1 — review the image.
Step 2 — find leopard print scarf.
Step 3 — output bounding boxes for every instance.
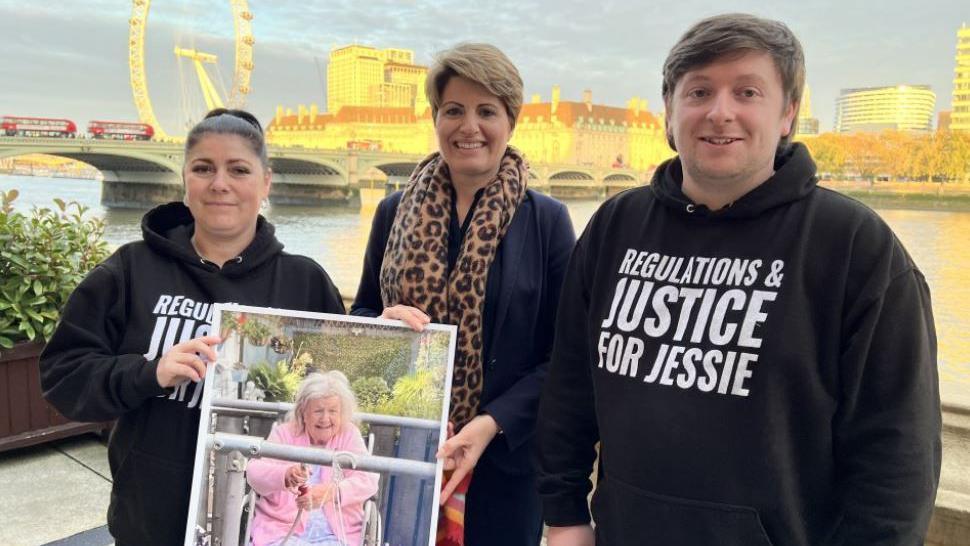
[380,147,528,429]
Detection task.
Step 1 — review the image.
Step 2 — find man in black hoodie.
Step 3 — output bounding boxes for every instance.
[537,13,940,546]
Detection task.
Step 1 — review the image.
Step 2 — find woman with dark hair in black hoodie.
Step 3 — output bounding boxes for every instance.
[40,109,345,546]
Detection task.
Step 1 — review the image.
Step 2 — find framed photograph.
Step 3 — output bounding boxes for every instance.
[183,304,457,546]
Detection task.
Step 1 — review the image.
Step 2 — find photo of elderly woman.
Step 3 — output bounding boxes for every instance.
[183,304,456,546]
[247,372,377,546]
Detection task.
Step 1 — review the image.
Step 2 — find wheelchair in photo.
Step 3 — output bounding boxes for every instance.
[202,398,439,546]
[238,433,383,546]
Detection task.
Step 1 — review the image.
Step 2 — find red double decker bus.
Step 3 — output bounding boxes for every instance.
[347,140,382,151]
[87,120,154,141]
[1,116,77,138]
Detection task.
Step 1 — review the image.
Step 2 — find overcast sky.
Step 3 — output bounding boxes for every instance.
[1,1,966,134]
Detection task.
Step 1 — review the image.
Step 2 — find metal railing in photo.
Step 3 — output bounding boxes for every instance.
[212,397,441,431]
[204,398,441,546]
[208,432,437,477]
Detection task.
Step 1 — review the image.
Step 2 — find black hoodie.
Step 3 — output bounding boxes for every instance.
[40,202,344,545]
[537,144,940,545]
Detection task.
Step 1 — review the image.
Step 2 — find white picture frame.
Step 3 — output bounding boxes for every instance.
[183,303,457,546]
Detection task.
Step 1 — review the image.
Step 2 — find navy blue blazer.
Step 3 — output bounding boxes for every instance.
[352,188,576,475]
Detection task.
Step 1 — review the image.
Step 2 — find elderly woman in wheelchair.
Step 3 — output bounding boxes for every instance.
[247,371,379,546]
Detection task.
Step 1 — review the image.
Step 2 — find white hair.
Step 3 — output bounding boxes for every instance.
[289,371,358,434]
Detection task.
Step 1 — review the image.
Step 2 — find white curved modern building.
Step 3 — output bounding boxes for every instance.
[835,85,936,133]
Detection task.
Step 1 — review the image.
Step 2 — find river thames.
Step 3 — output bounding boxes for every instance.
[3,175,968,398]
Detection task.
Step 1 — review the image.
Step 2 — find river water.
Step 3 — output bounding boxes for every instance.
[2,175,967,396]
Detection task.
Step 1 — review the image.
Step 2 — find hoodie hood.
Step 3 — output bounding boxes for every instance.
[141,201,283,277]
[650,142,818,219]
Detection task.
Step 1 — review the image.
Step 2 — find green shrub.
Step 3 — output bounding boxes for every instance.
[0,190,109,348]
[240,318,272,346]
[375,370,443,420]
[353,376,391,412]
[295,332,412,386]
[249,359,302,402]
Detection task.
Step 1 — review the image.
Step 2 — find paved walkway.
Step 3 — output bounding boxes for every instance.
[0,435,113,546]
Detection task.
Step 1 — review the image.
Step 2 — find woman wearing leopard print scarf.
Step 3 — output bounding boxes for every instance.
[352,43,576,546]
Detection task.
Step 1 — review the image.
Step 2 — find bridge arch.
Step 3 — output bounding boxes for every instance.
[264,156,353,205]
[369,161,419,178]
[549,170,595,182]
[0,139,192,207]
[0,146,186,208]
[363,161,419,190]
[604,172,637,183]
[0,147,182,176]
[268,157,347,179]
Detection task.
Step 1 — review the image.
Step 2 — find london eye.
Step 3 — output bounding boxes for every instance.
[128,0,255,140]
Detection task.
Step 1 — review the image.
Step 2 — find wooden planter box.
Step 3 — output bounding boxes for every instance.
[0,341,112,453]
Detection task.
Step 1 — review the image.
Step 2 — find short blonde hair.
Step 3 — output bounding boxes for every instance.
[425,43,523,129]
[290,371,357,434]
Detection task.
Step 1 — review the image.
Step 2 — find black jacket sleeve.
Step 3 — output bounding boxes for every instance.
[830,266,941,544]
[536,227,601,526]
[40,255,168,422]
[351,196,395,318]
[482,202,575,451]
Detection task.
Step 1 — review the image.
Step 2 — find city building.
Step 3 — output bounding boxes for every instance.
[938,111,952,132]
[266,103,434,155]
[269,84,674,173]
[274,43,673,172]
[326,45,428,115]
[796,85,820,136]
[835,85,936,133]
[511,86,673,171]
[952,23,970,132]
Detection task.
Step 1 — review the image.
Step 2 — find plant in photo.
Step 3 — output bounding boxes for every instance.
[248,343,313,402]
[377,370,442,420]
[248,359,301,402]
[353,376,392,413]
[240,317,272,346]
[219,313,241,340]
[295,331,412,386]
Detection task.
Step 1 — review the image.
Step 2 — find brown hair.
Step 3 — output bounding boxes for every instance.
[425,43,523,129]
[662,13,805,151]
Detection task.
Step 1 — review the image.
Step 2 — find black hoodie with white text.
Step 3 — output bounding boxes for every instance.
[536,143,941,545]
[40,202,344,545]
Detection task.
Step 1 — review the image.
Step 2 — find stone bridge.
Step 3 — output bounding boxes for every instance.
[0,137,648,207]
